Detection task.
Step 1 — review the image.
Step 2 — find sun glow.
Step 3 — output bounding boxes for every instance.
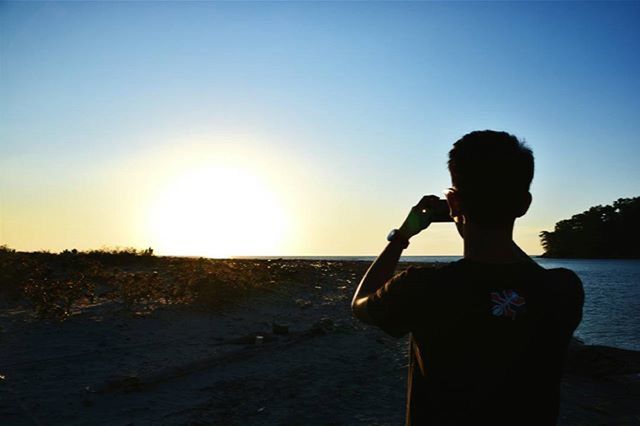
[148,167,288,258]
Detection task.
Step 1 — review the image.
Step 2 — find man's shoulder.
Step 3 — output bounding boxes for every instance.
[545,266,581,281]
[390,262,462,295]
[395,263,451,285]
[543,267,584,299]
[536,267,585,330]
[430,259,581,293]
[400,263,446,276]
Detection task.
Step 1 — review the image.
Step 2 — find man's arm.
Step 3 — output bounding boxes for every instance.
[351,239,406,324]
[351,195,441,324]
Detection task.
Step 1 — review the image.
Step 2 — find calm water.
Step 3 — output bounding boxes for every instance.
[277,256,640,351]
[533,258,640,351]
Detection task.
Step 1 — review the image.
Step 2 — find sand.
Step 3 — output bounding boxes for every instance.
[1,259,639,425]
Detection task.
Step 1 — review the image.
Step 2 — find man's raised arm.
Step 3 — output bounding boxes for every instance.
[351,195,440,324]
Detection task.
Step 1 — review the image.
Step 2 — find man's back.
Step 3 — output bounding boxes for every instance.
[351,131,585,425]
[365,259,584,425]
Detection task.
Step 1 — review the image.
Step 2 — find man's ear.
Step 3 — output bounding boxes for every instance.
[445,189,465,239]
[444,189,463,220]
[515,191,532,218]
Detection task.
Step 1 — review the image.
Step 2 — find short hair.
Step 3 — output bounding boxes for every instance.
[448,130,534,226]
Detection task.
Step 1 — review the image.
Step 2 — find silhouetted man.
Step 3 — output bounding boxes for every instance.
[352,130,583,425]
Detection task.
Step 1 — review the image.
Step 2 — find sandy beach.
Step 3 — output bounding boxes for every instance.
[1,256,639,425]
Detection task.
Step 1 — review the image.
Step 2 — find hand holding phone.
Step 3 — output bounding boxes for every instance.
[399,195,453,239]
[427,199,454,223]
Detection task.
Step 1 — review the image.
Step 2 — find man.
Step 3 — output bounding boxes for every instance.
[351,130,584,425]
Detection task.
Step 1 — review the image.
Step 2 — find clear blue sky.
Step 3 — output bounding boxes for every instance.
[1,1,639,256]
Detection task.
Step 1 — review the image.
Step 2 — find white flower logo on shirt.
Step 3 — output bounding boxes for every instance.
[490,290,526,319]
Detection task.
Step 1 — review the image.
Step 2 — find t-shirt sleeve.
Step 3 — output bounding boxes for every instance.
[364,266,425,338]
[557,268,585,333]
[547,267,584,342]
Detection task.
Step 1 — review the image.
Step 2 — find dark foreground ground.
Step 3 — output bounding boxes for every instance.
[1,255,639,425]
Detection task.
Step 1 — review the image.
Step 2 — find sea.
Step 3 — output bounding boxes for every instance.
[266,256,640,351]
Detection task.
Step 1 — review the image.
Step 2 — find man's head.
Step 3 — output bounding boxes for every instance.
[446,130,534,227]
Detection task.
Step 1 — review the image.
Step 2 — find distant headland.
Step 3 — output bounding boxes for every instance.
[539,197,640,259]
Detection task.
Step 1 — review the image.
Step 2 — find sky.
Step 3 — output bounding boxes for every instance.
[1,1,639,257]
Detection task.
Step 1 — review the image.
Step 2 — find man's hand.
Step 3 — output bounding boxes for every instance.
[398,195,441,239]
[352,195,442,324]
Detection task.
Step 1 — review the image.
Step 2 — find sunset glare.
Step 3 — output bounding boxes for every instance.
[148,167,288,258]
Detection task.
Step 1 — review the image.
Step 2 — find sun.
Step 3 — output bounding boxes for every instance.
[148,166,288,258]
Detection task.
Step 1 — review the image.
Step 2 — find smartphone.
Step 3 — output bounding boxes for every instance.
[423,199,453,222]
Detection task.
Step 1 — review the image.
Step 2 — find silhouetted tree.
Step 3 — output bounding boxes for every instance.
[539,197,640,258]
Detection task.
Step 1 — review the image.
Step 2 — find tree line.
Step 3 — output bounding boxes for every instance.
[539,197,640,258]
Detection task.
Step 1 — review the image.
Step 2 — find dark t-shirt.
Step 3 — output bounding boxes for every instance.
[364,259,584,425]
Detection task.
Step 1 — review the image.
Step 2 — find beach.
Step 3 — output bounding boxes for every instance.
[1,256,639,425]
